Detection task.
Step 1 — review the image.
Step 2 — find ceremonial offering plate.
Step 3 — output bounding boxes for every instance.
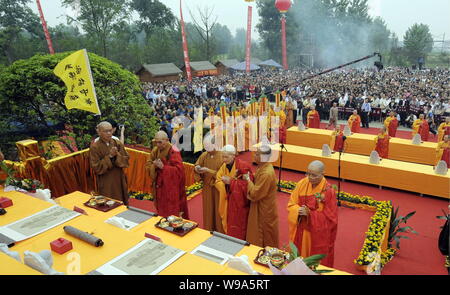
[254,247,290,269]
[84,196,122,212]
[155,217,198,237]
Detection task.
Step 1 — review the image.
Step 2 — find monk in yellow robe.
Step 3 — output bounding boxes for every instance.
[215,145,254,240]
[244,146,279,248]
[90,121,130,204]
[436,135,450,167]
[307,105,321,129]
[374,126,390,159]
[412,114,430,141]
[438,117,450,142]
[348,110,361,133]
[194,135,224,232]
[287,160,338,267]
[384,111,399,137]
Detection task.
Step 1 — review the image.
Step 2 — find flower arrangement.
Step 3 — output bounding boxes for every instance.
[8,178,44,193]
[128,191,154,201]
[128,182,204,202]
[185,181,203,196]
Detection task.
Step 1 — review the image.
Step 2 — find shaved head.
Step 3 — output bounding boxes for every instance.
[308,160,325,173]
[97,121,112,131]
[154,130,169,150]
[155,131,169,140]
[96,121,113,142]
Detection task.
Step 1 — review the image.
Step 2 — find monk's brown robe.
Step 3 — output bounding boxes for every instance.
[194,151,224,233]
[90,138,129,204]
[246,163,279,248]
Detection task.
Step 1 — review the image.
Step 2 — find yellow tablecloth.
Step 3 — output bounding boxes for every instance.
[2,190,350,275]
[287,127,438,165]
[271,144,450,199]
[0,253,42,275]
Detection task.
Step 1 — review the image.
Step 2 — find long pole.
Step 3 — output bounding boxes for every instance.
[245,6,253,74]
[281,14,288,70]
[180,0,192,82]
[36,0,55,54]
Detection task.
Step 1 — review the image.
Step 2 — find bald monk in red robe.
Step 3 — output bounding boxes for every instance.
[437,117,450,142]
[215,145,254,240]
[330,125,345,152]
[244,146,279,248]
[412,114,430,141]
[307,105,321,129]
[348,110,361,133]
[287,160,338,267]
[374,126,390,159]
[146,131,189,219]
[384,111,399,137]
[436,135,450,167]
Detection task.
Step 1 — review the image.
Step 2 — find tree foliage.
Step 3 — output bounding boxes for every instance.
[0,52,159,154]
[130,0,176,37]
[403,23,434,64]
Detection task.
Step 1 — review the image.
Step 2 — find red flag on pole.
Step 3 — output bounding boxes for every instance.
[36,0,55,55]
[245,6,253,74]
[180,0,192,82]
[281,15,288,70]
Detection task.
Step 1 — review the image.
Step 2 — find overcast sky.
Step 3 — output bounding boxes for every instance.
[31,0,450,42]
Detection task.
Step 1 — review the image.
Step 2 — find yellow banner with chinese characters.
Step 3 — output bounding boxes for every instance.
[54,49,101,115]
[193,106,203,153]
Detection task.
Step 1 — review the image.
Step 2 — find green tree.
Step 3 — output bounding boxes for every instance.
[0,0,43,64]
[62,0,130,58]
[129,0,176,38]
[403,23,434,64]
[0,52,159,153]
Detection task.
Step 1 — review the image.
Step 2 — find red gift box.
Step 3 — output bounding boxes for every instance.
[0,197,13,208]
[50,238,73,255]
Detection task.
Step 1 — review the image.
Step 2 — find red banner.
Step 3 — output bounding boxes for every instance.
[36,0,55,54]
[245,6,252,74]
[281,15,288,70]
[180,0,192,82]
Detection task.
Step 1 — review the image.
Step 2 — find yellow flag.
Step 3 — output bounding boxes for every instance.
[193,106,203,153]
[54,49,101,115]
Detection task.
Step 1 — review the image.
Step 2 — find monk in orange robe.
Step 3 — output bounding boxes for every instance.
[307,105,321,129]
[287,160,338,267]
[194,136,224,232]
[215,145,254,240]
[348,110,361,133]
[275,107,287,144]
[374,126,390,159]
[330,125,345,152]
[245,146,279,248]
[437,117,450,142]
[90,121,129,204]
[412,114,430,141]
[146,131,189,219]
[435,135,450,167]
[285,99,295,129]
[384,111,399,137]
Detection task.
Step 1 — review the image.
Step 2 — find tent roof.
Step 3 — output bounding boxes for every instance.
[139,63,182,77]
[250,57,263,65]
[260,59,283,68]
[186,61,217,71]
[214,59,240,68]
[230,61,260,71]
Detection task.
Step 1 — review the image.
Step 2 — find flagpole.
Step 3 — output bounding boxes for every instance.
[36,0,55,54]
[180,0,192,82]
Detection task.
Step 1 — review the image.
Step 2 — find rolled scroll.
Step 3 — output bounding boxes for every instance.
[211,231,250,246]
[63,226,104,247]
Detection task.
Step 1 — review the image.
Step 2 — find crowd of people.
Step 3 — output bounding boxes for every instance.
[142,67,450,139]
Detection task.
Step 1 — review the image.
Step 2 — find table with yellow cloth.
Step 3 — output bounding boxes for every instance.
[2,189,350,275]
[286,127,438,166]
[270,144,450,199]
[0,253,42,275]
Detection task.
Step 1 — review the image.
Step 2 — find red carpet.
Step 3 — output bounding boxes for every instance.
[131,151,448,275]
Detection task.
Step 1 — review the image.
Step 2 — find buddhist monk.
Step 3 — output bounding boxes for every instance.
[436,135,450,167]
[348,110,361,133]
[384,111,399,137]
[275,106,287,144]
[194,135,224,232]
[412,114,430,141]
[244,145,279,248]
[330,125,345,152]
[307,105,321,129]
[215,145,254,240]
[287,160,338,267]
[146,131,189,219]
[285,98,295,129]
[438,117,450,143]
[374,126,390,159]
[90,121,129,204]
